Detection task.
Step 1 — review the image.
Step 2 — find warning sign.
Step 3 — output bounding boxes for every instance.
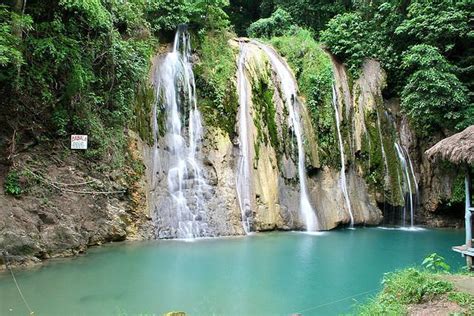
[71,135,88,150]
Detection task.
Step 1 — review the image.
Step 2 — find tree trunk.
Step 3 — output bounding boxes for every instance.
[11,0,26,38]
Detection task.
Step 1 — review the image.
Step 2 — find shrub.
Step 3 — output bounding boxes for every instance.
[4,171,22,197]
[320,12,369,74]
[247,8,293,38]
[422,253,451,272]
[400,45,468,134]
[383,268,453,304]
[395,0,470,53]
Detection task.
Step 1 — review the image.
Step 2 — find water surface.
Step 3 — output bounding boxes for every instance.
[0,228,464,315]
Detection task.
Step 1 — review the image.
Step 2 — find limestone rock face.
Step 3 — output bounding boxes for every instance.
[147,41,388,235]
[201,127,245,235]
[0,132,153,265]
[351,59,386,154]
[308,168,382,230]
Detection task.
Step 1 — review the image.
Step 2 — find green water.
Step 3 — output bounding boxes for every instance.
[0,228,464,316]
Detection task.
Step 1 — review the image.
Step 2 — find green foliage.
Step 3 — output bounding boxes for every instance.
[146,0,192,31]
[321,0,472,134]
[448,172,468,206]
[400,45,468,134]
[4,170,22,197]
[357,296,406,316]
[195,30,238,135]
[247,8,293,38]
[193,0,230,31]
[260,0,351,34]
[448,292,474,312]
[422,253,451,272]
[0,0,155,166]
[0,0,232,169]
[52,107,69,136]
[0,5,31,67]
[320,4,402,80]
[146,0,229,32]
[354,257,474,316]
[395,0,471,53]
[357,267,453,315]
[320,12,369,74]
[226,0,262,36]
[59,0,112,30]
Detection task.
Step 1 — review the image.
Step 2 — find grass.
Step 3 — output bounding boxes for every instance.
[355,267,474,315]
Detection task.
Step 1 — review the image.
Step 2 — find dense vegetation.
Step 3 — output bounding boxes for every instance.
[321,0,473,135]
[0,0,230,166]
[1,0,471,165]
[241,0,473,136]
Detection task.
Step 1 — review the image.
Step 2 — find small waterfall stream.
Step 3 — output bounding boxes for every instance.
[406,149,419,206]
[152,26,209,238]
[394,142,416,227]
[255,41,318,231]
[384,110,418,227]
[332,85,355,227]
[236,43,252,234]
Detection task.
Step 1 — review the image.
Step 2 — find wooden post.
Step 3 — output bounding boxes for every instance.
[466,170,472,269]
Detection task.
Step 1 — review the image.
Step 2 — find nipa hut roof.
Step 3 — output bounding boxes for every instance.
[425,125,474,165]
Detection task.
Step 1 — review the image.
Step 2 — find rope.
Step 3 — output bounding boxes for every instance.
[2,252,34,315]
[291,288,377,314]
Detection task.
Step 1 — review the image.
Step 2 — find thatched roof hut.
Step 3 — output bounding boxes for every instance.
[427,126,474,270]
[426,125,474,165]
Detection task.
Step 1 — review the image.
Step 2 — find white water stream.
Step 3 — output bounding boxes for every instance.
[236,43,252,234]
[152,26,209,238]
[332,85,355,227]
[394,142,416,227]
[255,41,318,231]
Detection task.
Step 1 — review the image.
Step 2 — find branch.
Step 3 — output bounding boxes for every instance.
[25,168,126,195]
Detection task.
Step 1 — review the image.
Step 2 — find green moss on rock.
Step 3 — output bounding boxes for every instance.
[132,83,154,146]
[195,31,238,136]
[252,79,278,150]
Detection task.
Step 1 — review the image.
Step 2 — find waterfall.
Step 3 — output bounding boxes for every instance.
[236,43,252,234]
[254,41,318,231]
[406,149,419,206]
[152,26,209,239]
[332,85,355,227]
[394,142,416,227]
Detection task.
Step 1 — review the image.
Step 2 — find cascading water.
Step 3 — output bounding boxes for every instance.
[406,148,419,206]
[332,85,355,227]
[152,26,209,239]
[383,110,418,227]
[236,43,252,234]
[255,41,318,231]
[394,142,416,227]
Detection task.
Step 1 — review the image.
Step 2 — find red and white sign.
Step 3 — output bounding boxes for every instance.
[71,135,88,150]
